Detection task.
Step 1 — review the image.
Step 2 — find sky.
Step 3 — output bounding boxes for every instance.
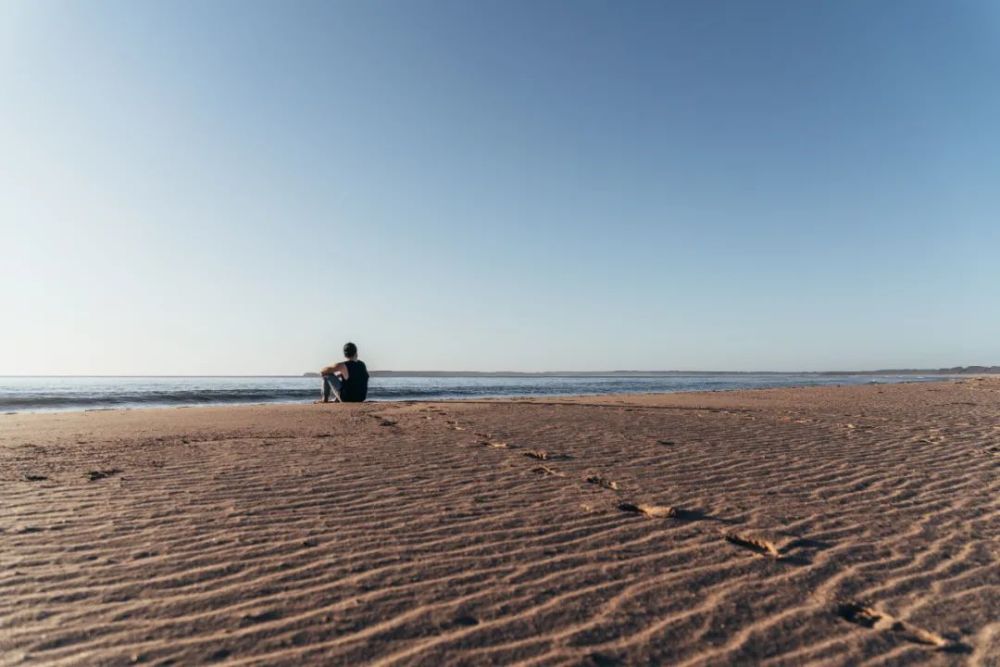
[2,1,999,374]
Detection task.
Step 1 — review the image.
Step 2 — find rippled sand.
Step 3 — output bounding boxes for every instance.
[2,379,998,665]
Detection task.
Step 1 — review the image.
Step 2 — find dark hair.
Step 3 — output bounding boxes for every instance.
[343,342,358,358]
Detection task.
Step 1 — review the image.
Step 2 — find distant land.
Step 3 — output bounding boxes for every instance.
[303,366,1000,378]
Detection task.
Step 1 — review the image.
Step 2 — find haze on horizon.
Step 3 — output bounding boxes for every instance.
[2,1,999,376]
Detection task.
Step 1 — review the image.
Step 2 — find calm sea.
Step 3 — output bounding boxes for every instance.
[0,374,946,413]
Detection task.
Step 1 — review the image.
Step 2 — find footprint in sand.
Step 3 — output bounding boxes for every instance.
[522,450,572,461]
[723,531,822,563]
[86,469,122,482]
[724,532,781,558]
[618,502,677,518]
[532,465,565,477]
[586,475,620,491]
[479,440,508,449]
[23,474,48,482]
[836,602,969,652]
[367,414,398,427]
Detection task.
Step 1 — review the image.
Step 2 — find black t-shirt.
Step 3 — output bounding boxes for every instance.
[340,360,369,402]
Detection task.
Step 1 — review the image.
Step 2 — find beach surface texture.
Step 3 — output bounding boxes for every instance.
[2,379,998,665]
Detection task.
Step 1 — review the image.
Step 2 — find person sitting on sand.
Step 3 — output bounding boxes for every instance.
[319,342,369,403]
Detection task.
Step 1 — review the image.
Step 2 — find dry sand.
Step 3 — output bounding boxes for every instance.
[1,379,998,666]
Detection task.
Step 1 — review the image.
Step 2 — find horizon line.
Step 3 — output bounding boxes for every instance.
[1,367,993,378]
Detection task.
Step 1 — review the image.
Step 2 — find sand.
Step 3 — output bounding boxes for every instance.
[1,379,998,666]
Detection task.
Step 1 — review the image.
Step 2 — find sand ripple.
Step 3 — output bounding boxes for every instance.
[1,379,998,665]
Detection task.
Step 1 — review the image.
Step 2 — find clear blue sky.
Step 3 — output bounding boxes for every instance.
[2,1,998,374]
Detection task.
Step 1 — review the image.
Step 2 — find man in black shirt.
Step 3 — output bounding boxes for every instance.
[319,342,370,403]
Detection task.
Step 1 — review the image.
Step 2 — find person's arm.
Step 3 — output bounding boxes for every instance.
[320,362,349,379]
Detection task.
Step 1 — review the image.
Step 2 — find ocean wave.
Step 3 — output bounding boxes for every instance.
[0,385,565,410]
[0,375,944,413]
[0,389,315,409]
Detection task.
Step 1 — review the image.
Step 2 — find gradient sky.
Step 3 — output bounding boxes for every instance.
[2,1,999,374]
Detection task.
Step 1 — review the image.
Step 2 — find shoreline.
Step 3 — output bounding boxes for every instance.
[2,378,997,664]
[0,375,961,417]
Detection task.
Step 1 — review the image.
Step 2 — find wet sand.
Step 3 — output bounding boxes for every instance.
[2,379,998,665]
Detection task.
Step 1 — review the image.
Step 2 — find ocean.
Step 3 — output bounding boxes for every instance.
[0,374,947,413]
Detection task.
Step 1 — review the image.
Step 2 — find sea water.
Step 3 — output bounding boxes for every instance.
[0,374,946,413]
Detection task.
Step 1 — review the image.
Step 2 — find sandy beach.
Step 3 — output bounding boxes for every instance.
[1,378,997,666]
